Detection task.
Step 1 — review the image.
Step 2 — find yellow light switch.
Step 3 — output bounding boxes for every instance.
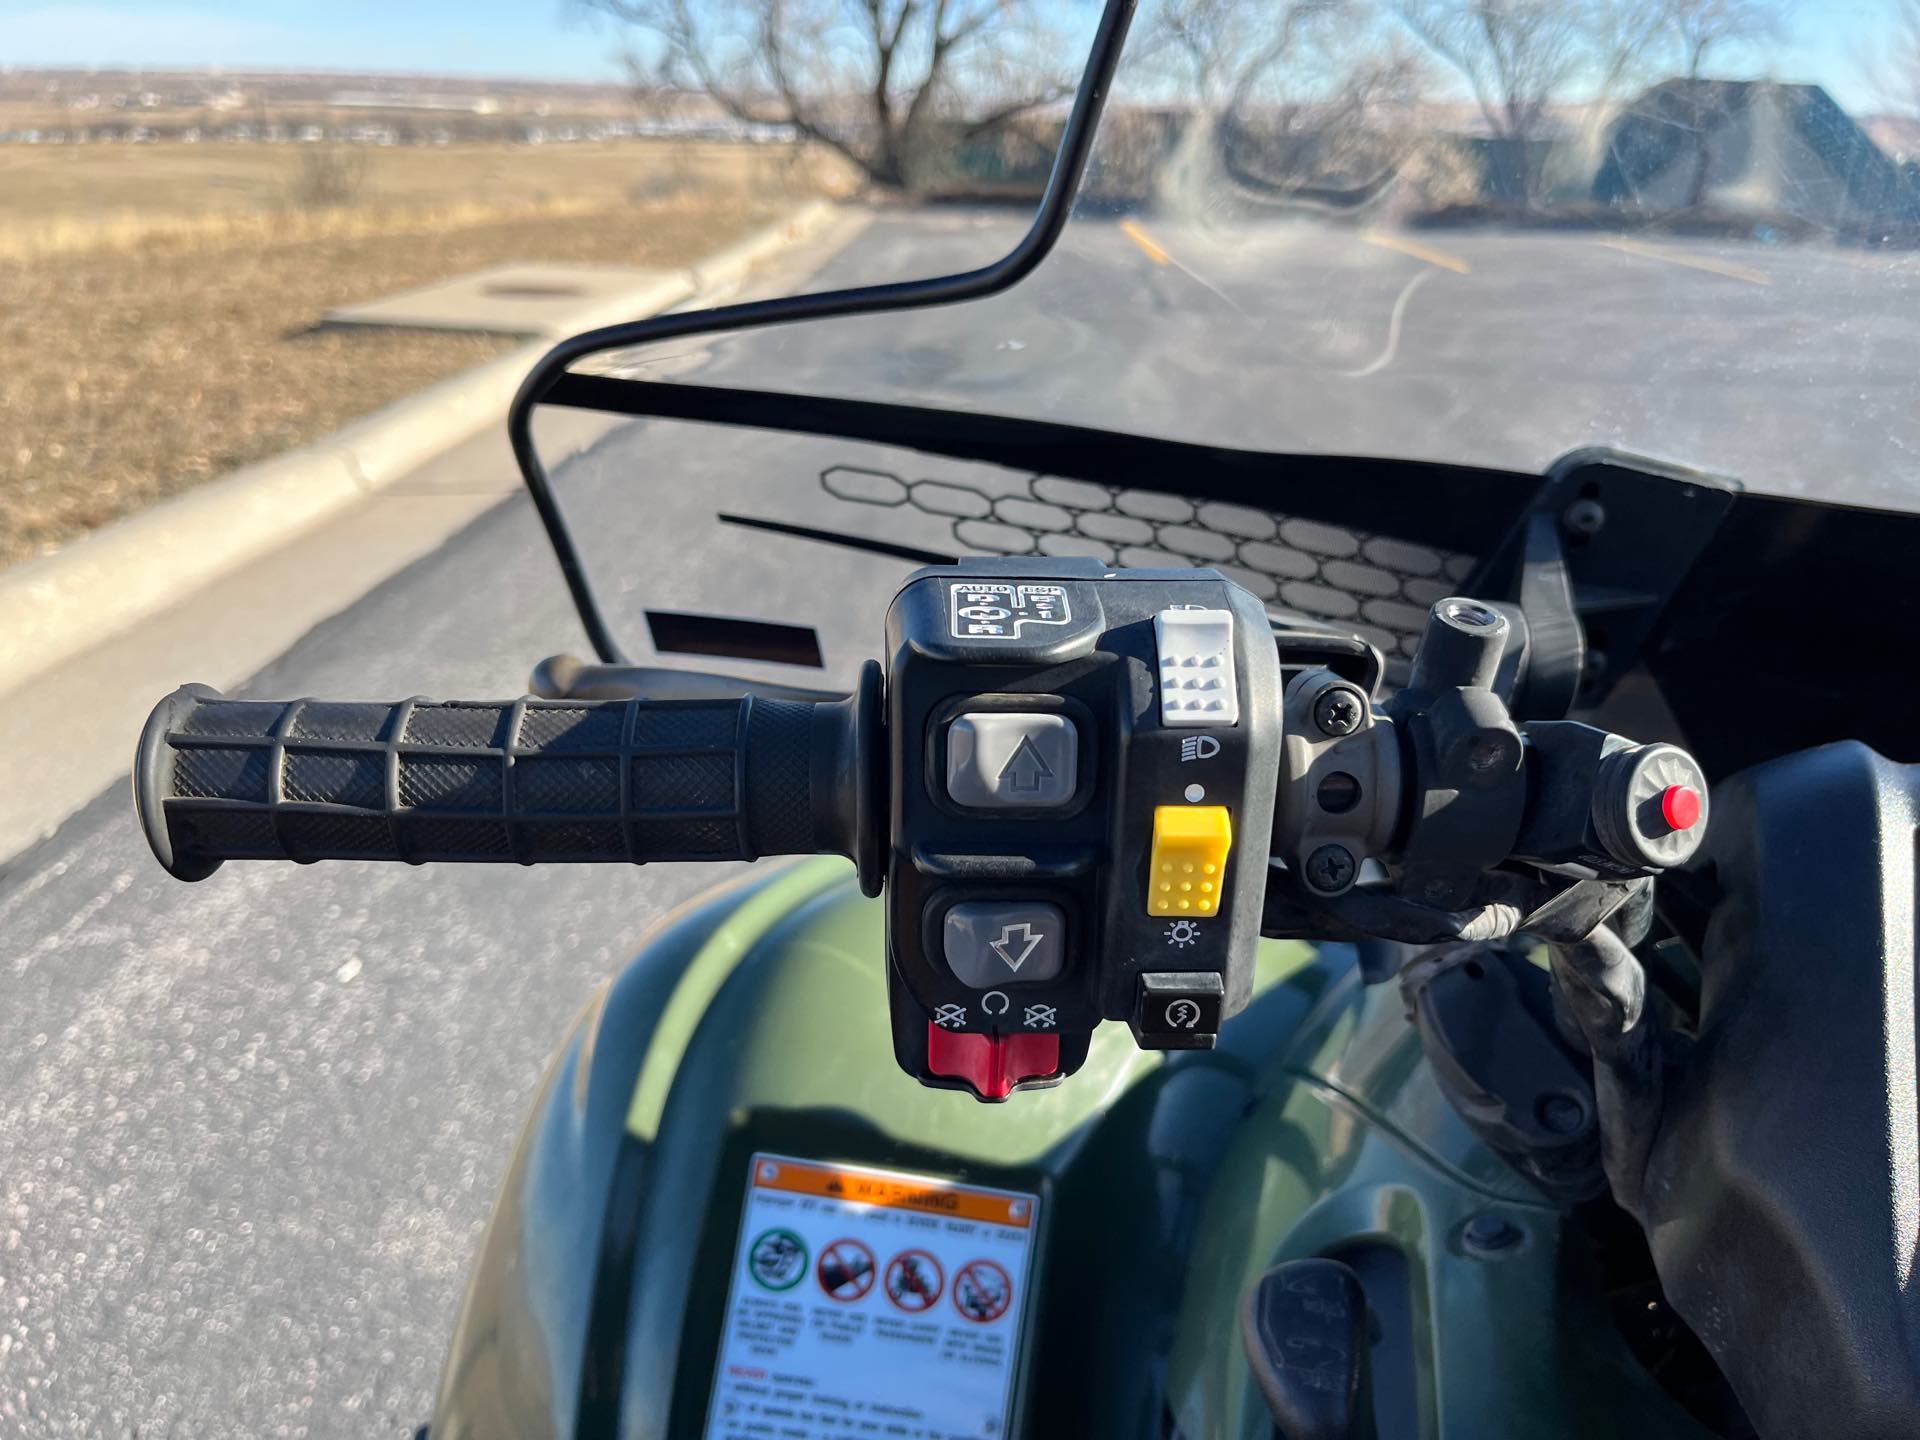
[1148,805,1232,917]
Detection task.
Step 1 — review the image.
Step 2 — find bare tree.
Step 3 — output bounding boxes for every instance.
[1138,0,1342,106]
[581,0,1071,189]
[1223,36,1451,203]
[1904,0,1920,114]
[1590,0,1675,98]
[1138,0,1439,200]
[1665,0,1783,78]
[1394,0,1594,200]
[1652,0,1786,205]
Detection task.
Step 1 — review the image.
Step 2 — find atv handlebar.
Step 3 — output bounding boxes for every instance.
[136,668,883,888]
[130,566,1709,1099]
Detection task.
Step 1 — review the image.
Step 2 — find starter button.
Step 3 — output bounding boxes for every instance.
[1134,972,1225,1050]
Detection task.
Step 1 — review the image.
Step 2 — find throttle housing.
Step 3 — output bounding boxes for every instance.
[132,562,1709,1105]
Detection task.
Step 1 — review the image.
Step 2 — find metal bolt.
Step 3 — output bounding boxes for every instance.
[1463,1214,1522,1254]
[1440,598,1501,629]
[1561,498,1607,538]
[1466,736,1514,774]
[1535,1092,1588,1136]
[1303,844,1356,893]
[1312,688,1365,738]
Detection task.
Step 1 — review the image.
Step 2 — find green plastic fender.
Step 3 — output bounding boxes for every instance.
[433,858,1714,1439]
[1165,967,1723,1440]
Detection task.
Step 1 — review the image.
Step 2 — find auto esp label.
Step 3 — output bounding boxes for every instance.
[703,1153,1039,1439]
[947,582,1070,640]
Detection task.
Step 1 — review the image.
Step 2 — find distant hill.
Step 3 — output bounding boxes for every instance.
[0,67,776,147]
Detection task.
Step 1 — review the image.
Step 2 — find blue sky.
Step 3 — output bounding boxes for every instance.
[0,1,636,79]
[0,0,1899,109]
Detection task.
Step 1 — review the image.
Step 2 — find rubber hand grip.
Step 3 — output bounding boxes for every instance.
[135,668,881,889]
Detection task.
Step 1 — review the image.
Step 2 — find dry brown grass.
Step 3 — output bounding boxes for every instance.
[0,139,836,261]
[0,142,847,567]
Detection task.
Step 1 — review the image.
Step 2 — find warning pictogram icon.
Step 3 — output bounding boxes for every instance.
[884,1248,945,1312]
[746,1228,808,1291]
[952,1258,1013,1323]
[816,1237,876,1302]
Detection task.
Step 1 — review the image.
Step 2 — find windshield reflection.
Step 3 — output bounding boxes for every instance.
[585,0,1920,508]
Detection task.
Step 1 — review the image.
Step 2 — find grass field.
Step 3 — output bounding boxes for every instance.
[0,141,848,567]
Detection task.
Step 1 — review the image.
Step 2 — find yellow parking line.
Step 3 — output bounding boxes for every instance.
[1361,232,1472,275]
[1120,218,1170,266]
[1597,236,1771,286]
[1829,247,1918,274]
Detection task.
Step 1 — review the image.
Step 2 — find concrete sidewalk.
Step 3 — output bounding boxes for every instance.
[0,201,872,864]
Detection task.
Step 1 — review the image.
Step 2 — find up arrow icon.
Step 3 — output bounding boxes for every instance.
[997,734,1054,793]
[989,922,1045,971]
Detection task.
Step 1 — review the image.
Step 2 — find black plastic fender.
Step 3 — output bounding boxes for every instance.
[1632,742,1920,1439]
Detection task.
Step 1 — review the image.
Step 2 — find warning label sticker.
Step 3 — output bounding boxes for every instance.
[703,1153,1039,1440]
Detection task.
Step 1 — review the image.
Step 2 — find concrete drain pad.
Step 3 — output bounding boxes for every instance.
[323,262,694,337]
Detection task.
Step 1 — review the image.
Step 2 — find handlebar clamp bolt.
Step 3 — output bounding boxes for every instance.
[1462,1214,1523,1254]
[1535,1092,1589,1136]
[1561,498,1606,538]
[1312,688,1365,738]
[1304,843,1357,894]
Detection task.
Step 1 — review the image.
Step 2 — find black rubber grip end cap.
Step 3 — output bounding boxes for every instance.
[135,683,226,882]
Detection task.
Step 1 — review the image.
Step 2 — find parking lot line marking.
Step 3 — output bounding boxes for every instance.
[1362,232,1472,275]
[1118,218,1235,304]
[1827,248,1920,276]
[1597,237,1772,286]
[1120,218,1171,266]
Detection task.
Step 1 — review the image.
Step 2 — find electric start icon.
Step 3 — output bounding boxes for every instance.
[884,1248,945,1312]
[952,1258,1014,1324]
[816,1237,877,1302]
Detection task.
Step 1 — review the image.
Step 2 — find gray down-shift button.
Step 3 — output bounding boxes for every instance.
[945,712,1078,809]
[942,901,1067,987]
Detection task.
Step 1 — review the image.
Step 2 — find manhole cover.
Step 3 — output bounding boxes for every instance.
[481,282,586,299]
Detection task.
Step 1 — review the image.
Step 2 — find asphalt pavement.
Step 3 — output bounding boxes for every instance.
[4,206,1915,1437]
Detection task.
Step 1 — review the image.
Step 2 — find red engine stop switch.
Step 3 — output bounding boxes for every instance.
[1661,784,1703,832]
[926,1025,1061,1101]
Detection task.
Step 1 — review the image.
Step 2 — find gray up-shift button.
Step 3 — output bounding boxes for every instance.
[946,712,1078,809]
[948,714,1082,814]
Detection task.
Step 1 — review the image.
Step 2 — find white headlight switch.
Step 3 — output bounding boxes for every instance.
[1154,608,1239,727]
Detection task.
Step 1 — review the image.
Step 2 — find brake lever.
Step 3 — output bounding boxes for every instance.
[1262,866,1548,947]
[1516,876,1651,945]
[1265,863,1654,957]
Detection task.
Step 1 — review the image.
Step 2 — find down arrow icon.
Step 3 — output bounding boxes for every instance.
[989,922,1045,971]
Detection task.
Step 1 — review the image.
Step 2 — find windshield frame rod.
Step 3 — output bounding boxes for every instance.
[505,0,1142,664]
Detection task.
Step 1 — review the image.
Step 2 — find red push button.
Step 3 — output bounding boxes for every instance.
[1660,784,1703,832]
[925,1024,1060,1101]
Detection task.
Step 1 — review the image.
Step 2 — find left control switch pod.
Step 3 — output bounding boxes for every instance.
[879,559,1284,1101]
